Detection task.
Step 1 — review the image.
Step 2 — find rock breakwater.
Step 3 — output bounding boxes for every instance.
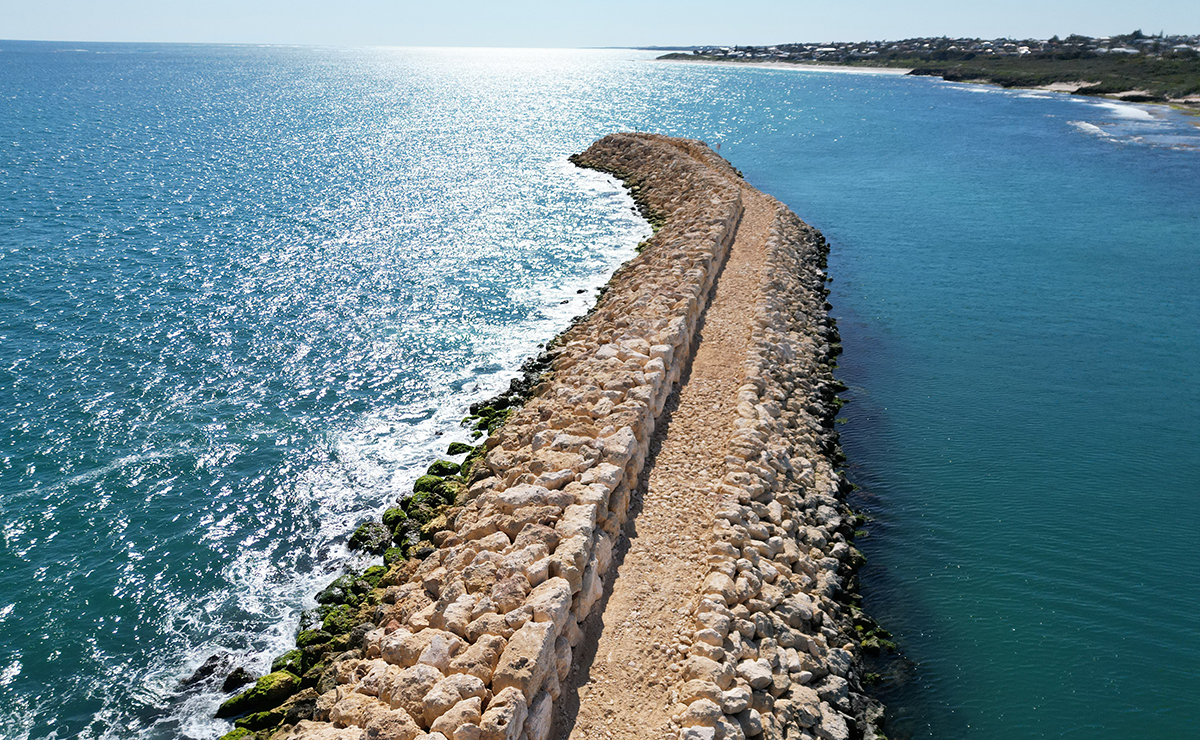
[215,133,883,740]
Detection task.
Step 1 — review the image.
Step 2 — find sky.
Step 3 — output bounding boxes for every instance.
[1,0,1196,47]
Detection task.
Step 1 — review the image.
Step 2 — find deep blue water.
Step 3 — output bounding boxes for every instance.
[1,43,1197,739]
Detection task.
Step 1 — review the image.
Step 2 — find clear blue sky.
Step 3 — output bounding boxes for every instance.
[2,0,1196,46]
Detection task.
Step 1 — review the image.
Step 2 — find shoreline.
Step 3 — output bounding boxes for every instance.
[653,56,913,76]
[655,56,1200,111]
[207,133,886,740]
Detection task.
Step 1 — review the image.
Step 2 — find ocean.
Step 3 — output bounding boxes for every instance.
[1,42,1197,739]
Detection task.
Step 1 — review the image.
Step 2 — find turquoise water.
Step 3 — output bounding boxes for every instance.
[1,43,1197,739]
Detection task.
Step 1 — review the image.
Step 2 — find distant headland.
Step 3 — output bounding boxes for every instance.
[655,31,1200,108]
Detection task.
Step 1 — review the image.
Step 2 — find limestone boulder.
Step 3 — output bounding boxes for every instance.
[363,707,423,740]
[678,698,722,728]
[422,673,487,727]
[721,685,752,714]
[447,633,507,682]
[478,686,527,740]
[825,648,852,678]
[681,655,734,690]
[428,696,483,737]
[383,663,443,721]
[815,704,849,740]
[491,620,556,698]
[381,629,464,669]
[282,720,367,739]
[786,685,821,727]
[328,692,388,728]
[736,659,773,690]
[678,679,722,705]
[527,577,572,632]
[522,691,553,740]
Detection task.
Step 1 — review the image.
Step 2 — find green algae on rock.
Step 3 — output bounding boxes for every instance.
[346,521,390,554]
[319,605,356,635]
[269,649,302,676]
[426,459,461,477]
[215,670,300,718]
[412,474,444,494]
[295,629,332,648]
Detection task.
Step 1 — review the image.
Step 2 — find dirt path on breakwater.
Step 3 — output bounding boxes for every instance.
[557,188,775,740]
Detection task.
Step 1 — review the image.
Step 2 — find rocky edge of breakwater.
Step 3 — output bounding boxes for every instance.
[207,133,889,740]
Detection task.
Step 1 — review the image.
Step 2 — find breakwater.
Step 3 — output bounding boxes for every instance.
[214,133,882,740]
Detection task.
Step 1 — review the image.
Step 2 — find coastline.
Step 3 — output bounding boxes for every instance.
[655,56,1200,111]
[208,133,885,740]
[653,57,913,76]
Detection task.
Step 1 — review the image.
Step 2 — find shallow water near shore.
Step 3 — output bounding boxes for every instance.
[1,43,1197,739]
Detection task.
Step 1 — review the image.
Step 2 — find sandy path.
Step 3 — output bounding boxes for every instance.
[555,185,776,740]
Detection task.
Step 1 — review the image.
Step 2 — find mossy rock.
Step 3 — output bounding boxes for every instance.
[485,409,512,433]
[412,474,444,494]
[299,662,325,690]
[848,547,868,570]
[361,565,387,587]
[381,507,407,531]
[300,641,332,673]
[219,729,254,740]
[383,547,407,566]
[321,605,356,635]
[215,670,300,718]
[390,513,417,540]
[347,521,391,555]
[409,543,436,560]
[446,442,473,456]
[442,480,465,502]
[277,687,320,724]
[461,444,489,482]
[221,666,256,693]
[426,459,461,477]
[315,664,340,695]
[393,518,422,547]
[297,608,323,632]
[419,512,451,541]
[295,629,332,648]
[234,707,284,731]
[270,650,302,676]
[860,634,898,653]
[403,491,444,524]
[332,632,354,651]
[315,575,357,606]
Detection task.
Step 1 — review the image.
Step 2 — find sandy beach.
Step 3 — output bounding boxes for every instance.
[653,57,914,76]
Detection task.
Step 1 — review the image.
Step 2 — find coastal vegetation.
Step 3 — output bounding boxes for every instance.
[901,54,1200,103]
[659,31,1200,104]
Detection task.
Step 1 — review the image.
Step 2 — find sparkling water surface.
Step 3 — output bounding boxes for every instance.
[1,43,1197,739]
